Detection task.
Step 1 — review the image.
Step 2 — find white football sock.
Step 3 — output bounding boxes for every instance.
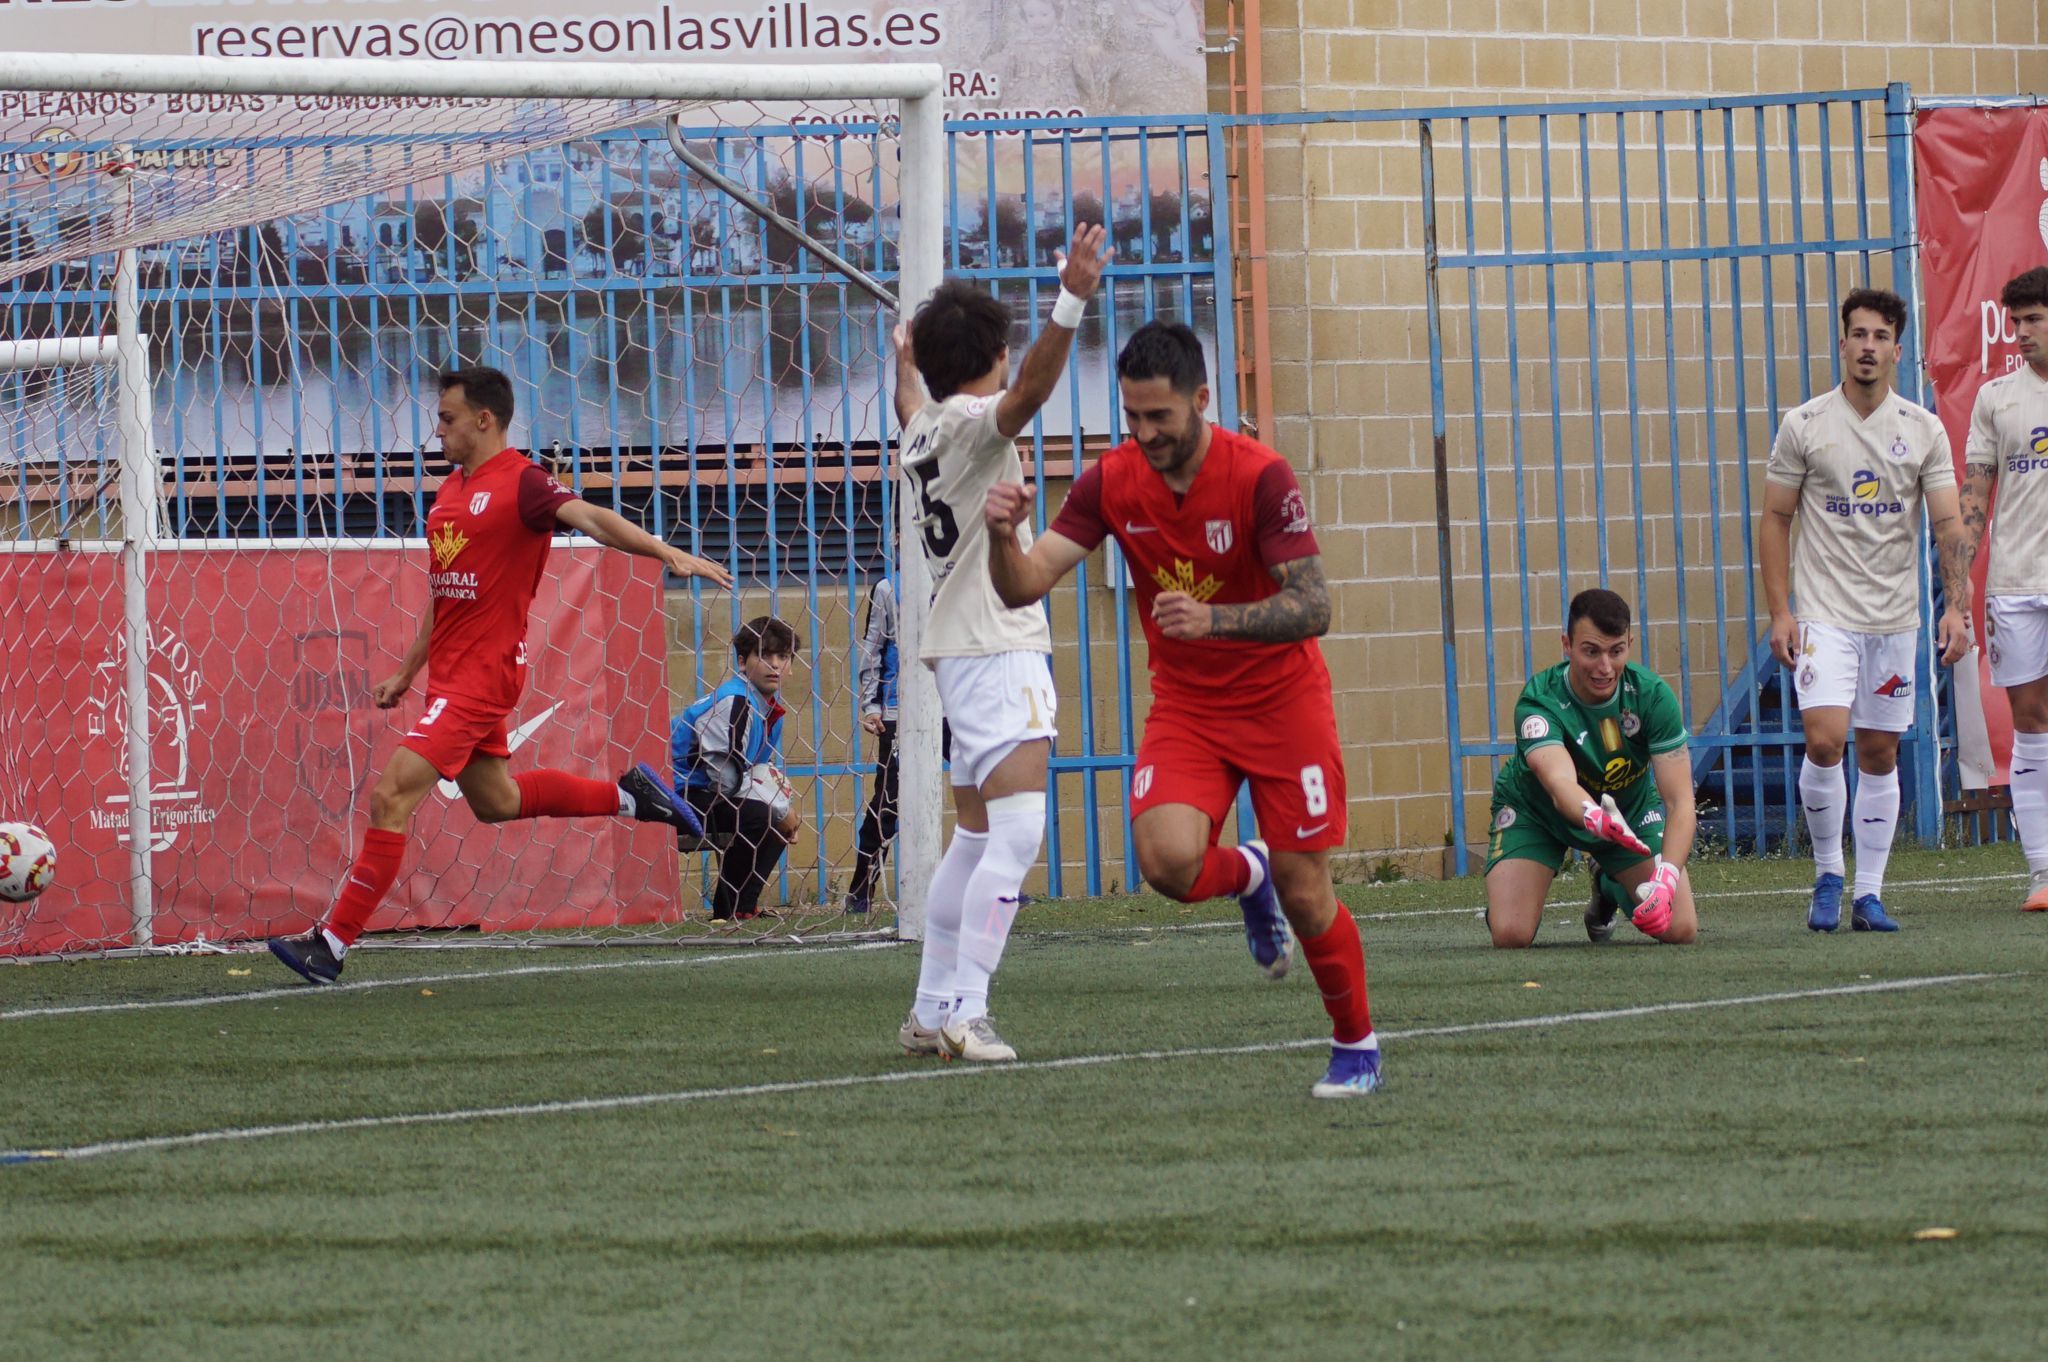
[1851,767,1900,900]
[2009,732,2048,874]
[1237,844,1267,896]
[1799,756,1847,876]
[950,791,1045,1025]
[913,829,985,1030]
[321,928,348,959]
[617,788,637,818]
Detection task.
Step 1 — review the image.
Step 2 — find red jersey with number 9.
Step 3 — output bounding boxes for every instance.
[1051,426,1330,712]
[423,447,579,710]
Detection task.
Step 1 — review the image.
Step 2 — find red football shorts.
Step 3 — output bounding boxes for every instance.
[399,691,512,778]
[1129,694,1347,853]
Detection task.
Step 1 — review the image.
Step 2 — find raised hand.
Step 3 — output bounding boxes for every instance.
[1581,793,1651,856]
[1054,223,1112,300]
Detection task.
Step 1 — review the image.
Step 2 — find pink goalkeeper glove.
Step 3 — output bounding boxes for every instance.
[1632,856,1679,936]
[1580,794,1651,856]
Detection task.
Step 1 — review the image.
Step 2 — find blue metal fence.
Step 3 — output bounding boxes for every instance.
[1418,85,1943,872]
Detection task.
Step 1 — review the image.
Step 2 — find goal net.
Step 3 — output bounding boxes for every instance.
[0,54,944,958]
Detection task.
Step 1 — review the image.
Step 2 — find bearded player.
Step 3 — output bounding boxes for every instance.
[984,321,1380,1099]
[1960,267,2048,912]
[267,365,731,983]
[1483,589,1698,948]
[890,224,1109,1064]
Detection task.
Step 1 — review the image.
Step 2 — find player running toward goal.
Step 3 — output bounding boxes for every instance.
[1483,589,1698,948]
[891,224,1110,1063]
[984,321,1381,1099]
[1760,289,1972,934]
[1960,267,2048,912]
[267,366,731,984]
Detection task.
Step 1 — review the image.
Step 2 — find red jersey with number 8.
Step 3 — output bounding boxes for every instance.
[423,447,578,710]
[1052,426,1330,712]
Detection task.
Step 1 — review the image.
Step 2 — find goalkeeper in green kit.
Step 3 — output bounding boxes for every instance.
[1484,588,1699,947]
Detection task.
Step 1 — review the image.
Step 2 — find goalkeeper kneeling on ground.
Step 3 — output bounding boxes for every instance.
[1483,588,1699,948]
[672,615,804,921]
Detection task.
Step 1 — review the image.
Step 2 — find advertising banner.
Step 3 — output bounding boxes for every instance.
[1916,105,2048,787]
[1,543,679,955]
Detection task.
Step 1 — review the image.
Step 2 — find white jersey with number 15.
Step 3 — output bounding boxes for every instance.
[900,391,1054,663]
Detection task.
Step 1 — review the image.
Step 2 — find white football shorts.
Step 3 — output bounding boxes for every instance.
[933,651,1058,788]
[1987,594,2048,689]
[1792,619,1918,732]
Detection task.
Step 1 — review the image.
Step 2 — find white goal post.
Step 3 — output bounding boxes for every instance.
[0,52,945,949]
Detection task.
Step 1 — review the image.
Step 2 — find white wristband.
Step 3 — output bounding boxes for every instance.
[1050,287,1087,329]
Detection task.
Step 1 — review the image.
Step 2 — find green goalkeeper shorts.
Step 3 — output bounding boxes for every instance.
[1483,787,1666,878]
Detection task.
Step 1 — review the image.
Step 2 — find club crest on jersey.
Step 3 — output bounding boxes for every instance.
[1205,519,1234,554]
[430,523,469,569]
[1888,436,1910,461]
[469,492,492,515]
[1621,710,1641,737]
[1494,806,1516,830]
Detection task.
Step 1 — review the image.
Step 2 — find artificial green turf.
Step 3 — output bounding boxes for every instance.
[3,845,2045,1361]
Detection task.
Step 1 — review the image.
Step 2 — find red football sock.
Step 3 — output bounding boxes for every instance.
[324,827,407,948]
[1300,904,1374,1045]
[515,769,622,819]
[1172,845,1251,903]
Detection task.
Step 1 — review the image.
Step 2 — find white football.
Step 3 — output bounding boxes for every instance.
[739,763,794,822]
[0,821,57,903]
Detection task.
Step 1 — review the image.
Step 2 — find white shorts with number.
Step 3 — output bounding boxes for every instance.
[1792,620,1917,733]
[1986,595,2048,688]
[933,651,1058,788]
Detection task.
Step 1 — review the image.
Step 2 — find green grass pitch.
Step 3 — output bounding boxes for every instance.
[4,844,2046,1362]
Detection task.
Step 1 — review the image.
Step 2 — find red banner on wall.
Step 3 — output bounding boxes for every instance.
[1916,105,2048,786]
[1,544,678,956]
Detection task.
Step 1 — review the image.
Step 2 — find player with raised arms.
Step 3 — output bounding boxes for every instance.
[1759,289,1971,933]
[890,224,1110,1063]
[1482,588,1698,948]
[982,321,1381,1099]
[266,365,731,984]
[1959,266,2048,912]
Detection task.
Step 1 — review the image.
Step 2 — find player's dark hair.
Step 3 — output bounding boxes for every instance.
[2002,267,2048,313]
[736,615,801,660]
[1116,321,1207,395]
[1566,588,1631,640]
[1840,288,1908,340]
[439,365,516,430]
[910,281,1011,401]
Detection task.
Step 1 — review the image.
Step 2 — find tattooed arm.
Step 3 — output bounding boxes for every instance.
[1925,482,1975,667]
[1151,555,1333,643]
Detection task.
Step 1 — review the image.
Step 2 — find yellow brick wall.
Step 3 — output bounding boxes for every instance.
[1221,0,2048,875]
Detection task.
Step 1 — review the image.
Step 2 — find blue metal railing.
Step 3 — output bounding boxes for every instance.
[1419,86,1940,871]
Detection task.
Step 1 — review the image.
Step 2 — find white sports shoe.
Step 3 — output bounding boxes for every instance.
[937,1014,1017,1062]
[897,1011,942,1057]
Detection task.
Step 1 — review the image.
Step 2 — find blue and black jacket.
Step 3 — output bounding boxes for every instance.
[672,676,786,798]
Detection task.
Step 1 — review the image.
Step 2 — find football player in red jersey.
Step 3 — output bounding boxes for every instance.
[267,366,732,984]
[984,322,1381,1098]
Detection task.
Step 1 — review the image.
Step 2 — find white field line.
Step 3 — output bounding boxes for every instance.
[2,871,2024,1023]
[2,971,2021,1165]
[0,941,899,1022]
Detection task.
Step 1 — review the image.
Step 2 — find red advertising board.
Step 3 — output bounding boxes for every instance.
[1916,105,2048,786]
[1,544,679,955]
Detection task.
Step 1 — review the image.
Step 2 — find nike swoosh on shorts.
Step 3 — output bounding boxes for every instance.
[436,702,563,797]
